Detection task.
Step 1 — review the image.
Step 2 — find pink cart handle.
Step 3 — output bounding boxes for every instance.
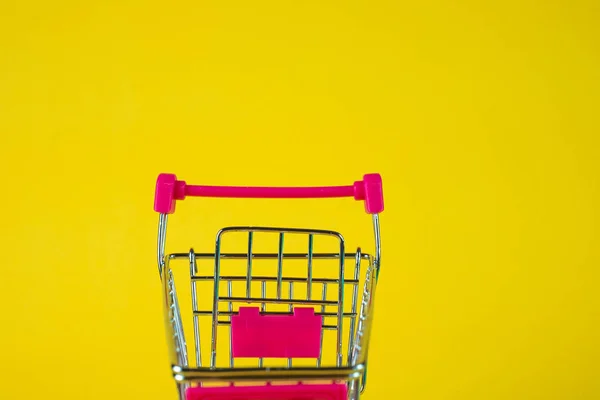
[154,173,384,215]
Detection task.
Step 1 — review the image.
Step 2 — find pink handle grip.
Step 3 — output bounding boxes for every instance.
[154,173,384,215]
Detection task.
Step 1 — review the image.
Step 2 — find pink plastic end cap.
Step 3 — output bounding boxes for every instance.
[354,173,384,214]
[231,307,323,358]
[154,173,186,214]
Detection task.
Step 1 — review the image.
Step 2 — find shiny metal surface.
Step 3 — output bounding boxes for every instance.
[157,213,167,276]
[288,280,293,368]
[348,249,362,363]
[172,252,370,260]
[205,227,351,370]
[372,213,381,278]
[246,232,253,297]
[157,215,382,400]
[172,364,366,382]
[166,268,188,367]
[317,282,327,368]
[307,234,314,299]
[227,279,233,368]
[189,250,201,368]
[191,275,359,284]
[277,232,284,299]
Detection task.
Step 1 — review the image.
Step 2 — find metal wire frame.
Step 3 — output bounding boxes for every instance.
[161,255,379,400]
[207,227,347,368]
[158,216,382,400]
[180,227,365,370]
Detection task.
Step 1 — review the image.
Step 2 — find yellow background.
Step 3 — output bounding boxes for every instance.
[1,1,599,399]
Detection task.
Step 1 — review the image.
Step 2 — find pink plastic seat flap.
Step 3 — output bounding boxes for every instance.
[231,307,323,358]
[186,383,348,400]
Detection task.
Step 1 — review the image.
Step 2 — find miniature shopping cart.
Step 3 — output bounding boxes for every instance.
[154,173,384,400]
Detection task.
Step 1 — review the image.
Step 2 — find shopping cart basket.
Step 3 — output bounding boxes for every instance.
[154,173,384,400]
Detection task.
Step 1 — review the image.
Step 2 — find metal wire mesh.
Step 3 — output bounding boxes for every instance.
[167,227,369,371]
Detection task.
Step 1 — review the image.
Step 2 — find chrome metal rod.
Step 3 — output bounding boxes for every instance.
[157,214,168,276]
[194,310,357,317]
[171,252,371,260]
[246,232,253,297]
[218,297,337,306]
[288,281,293,368]
[307,234,314,299]
[227,280,233,368]
[173,364,366,383]
[277,233,284,298]
[259,279,266,368]
[260,281,266,312]
[317,282,327,368]
[192,275,358,285]
[189,250,201,367]
[348,248,361,363]
[210,237,221,368]
[218,322,343,329]
[336,242,346,367]
[373,213,381,277]
[216,226,344,237]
